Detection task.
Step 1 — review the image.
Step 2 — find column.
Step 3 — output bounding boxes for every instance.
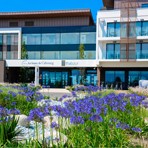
[35,66,39,86]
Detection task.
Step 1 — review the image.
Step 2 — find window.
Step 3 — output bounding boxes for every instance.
[136,43,148,59]
[129,22,136,37]
[121,23,127,38]
[25,21,34,27]
[9,22,18,27]
[142,21,148,36]
[42,33,60,44]
[142,43,148,59]
[142,4,148,8]
[105,71,125,83]
[61,33,79,44]
[23,34,41,45]
[129,44,136,59]
[106,44,120,59]
[107,22,120,37]
[80,32,96,44]
[136,22,142,36]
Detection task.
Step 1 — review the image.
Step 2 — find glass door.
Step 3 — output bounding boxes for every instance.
[42,71,50,86]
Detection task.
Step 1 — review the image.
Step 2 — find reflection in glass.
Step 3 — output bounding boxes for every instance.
[105,71,125,83]
[136,22,141,36]
[106,44,120,59]
[23,34,41,45]
[142,43,148,59]
[107,23,115,37]
[61,33,79,44]
[80,32,96,44]
[120,23,127,38]
[106,44,114,59]
[42,33,60,44]
[142,21,148,36]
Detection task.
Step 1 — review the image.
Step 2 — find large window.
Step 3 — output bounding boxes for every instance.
[142,21,148,36]
[106,44,120,59]
[80,32,96,44]
[105,71,125,83]
[129,71,148,86]
[23,34,41,45]
[107,21,148,37]
[136,43,148,59]
[61,33,79,44]
[107,22,120,37]
[42,33,60,44]
[141,4,148,8]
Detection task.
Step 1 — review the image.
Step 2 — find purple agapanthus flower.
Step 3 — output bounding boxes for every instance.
[89,115,103,122]
[70,116,84,124]
[51,122,59,128]
[8,108,20,115]
[28,107,45,122]
[131,127,142,133]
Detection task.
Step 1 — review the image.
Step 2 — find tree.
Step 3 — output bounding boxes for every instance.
[19,41,30,83]
[79,44,85,59]
[21,41,28,59]
[79,44,86,85]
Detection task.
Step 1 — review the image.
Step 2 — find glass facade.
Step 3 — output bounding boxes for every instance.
[107,22,120,37]
[106,43,148,59]
[21,26,96,60]
[107,21,148,37]
[23,32,96,45]
[105,71,125,83]
[104,70,148,88]
[80,32,96,44]
[42,71,69,88]
[42,33,60,44]
[27,50,96,60]
[142,4,148,8]
[129,71,148,86]
[0,33,18,60]
[106,44,120,59]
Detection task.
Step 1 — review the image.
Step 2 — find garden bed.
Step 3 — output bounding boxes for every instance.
[0,84,147,147]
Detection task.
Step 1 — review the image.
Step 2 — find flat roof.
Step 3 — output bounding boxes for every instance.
[0,9,94,23]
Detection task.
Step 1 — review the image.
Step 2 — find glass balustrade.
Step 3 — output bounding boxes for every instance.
[27,51,96,60]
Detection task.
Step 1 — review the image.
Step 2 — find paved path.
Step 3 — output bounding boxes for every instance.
[39,88,71,99]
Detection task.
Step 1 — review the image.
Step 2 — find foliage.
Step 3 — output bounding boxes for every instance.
[0,85,41,115]
[79,44,85,59]
[0,115,20,146]
[53,89,147,147]
[0,84,147,147]
[78,44,86,85]
[21,41,28,59]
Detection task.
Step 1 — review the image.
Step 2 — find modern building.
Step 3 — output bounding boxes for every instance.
[97,0,148,89]
[0,9,97,88]
[0,0,148,89]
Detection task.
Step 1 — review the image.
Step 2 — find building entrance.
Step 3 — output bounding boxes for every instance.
[42,71,69,88]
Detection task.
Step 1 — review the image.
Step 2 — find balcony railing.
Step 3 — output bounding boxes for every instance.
[26,51,96,60]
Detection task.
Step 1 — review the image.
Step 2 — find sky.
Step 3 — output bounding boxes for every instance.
[0,0,103,22]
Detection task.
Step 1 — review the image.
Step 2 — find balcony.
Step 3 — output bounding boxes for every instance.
[26,51,96,60]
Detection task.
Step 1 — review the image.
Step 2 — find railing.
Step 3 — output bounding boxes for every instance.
[27,51,96,60]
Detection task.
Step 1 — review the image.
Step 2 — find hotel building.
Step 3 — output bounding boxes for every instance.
[0,0,148,89]
[97,0,148,89]
[0,9,97,88]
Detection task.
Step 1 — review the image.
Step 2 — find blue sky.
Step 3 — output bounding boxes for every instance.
[0,0,103,21]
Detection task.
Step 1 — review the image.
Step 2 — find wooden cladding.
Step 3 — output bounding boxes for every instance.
[0,16,91,28]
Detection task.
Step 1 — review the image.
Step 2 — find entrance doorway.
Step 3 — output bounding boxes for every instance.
[42,71,69,88]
